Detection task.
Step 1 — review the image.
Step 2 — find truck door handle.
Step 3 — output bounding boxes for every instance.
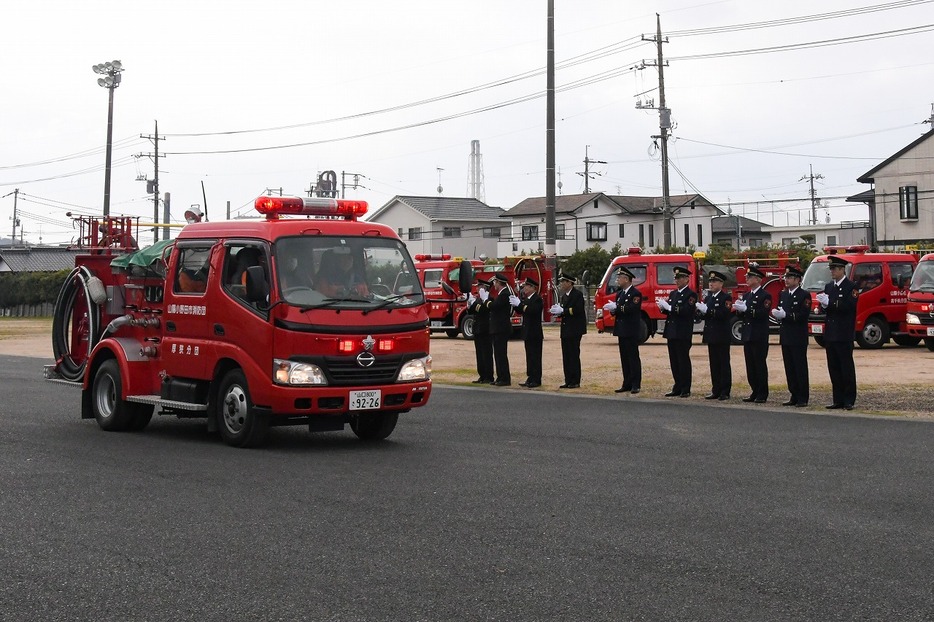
[166,321,176,332]
[214,324,225,336]
[880,299,887,303]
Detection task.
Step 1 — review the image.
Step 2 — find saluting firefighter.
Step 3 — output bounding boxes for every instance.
[603,267,643,394]
[550,274,587,389]
[658,265,697,397]
[773,264,812,407]
[817,255,858,410]
[485,273,513,386]
[696,270,733,401]
[509,277,544,388]
[733,265,772,403]
[466,278,494,385]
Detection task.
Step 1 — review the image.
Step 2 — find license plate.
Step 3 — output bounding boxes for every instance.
[349,389,381,411]
[928,327,934,337]
[810,323,824,334]
[430,320,443,327]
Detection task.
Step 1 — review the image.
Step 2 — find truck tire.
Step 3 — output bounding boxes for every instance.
[729,317,743,346]
[813,335,825,347]
[855,316,888,349]
[217,369,269,448]
[127,407,154,431]
[91,359,136,431]
[350,412,398,441]
[926,338,934,352]
[460,315,476,341]
[893,335,921,347]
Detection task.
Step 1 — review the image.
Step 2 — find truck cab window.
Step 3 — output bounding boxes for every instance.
[224,245,268,304]
[852,263,882,292]
[174,247,212,294]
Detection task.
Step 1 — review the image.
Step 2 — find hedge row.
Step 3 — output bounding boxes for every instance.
[0,270,71,308]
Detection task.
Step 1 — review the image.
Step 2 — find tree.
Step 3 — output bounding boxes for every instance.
[559,243,621,287]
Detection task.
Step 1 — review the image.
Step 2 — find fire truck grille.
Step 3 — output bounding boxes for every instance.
[323,355,403,386]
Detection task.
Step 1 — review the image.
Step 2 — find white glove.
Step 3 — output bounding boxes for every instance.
[733,300,747,313]
[658,299,671,312]
[816,292,829,307]
[695,302,708,314]
[550,303,563,316]
[467,294,476,306]
[508,295,520,307]
[478,288,489,302]
[771,307,786,319]
[603,301,617,313]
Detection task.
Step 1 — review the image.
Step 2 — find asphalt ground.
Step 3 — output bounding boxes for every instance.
[2,353,934,621]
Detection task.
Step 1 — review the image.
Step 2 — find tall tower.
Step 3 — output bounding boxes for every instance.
[467,140,486,203]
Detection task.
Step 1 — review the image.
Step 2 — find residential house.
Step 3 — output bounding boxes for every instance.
[710,216,770,250]
[762,222,872,250]
[0,246,79,273]
[498,192,721,258]
[854,127,934,247]
[366,196,506,258]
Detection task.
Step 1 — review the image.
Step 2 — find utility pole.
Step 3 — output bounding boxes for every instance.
[799,164,824,225]
[4,189,20,244]
[544,0,557,266]
[139,121,165,244]
[641,14,673,248]
[341,171,365,199]
[577,146,606,194]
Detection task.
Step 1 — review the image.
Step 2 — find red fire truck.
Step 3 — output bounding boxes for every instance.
[410,254,484,339]
[45,196,433,447]
[593,247,790,344]
[802,245,917,349]
[903,252,934,351]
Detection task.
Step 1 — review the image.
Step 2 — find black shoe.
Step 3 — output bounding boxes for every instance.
[665,391,680,397]
[843,404,854,410]
[825,404,843,410]
[704,394,719,400]
[493,380,511,387]
[630,388,640,394]
[490,381,497,386]
[795,402,809,408]
[526,382,541,388]
[568,384,580,389]
[559,384,570,389]
[614,386,629,393]
[754,398,767,404]
[518,382,528,387]
[471,378,485,384]
[742,396,756,403]
[782,400,797,407]
[680,392,691,398]
[718,395,730,401]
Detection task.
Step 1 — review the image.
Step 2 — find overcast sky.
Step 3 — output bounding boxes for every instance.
[2,0,933,245]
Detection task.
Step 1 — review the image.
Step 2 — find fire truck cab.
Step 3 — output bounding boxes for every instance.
[408,254,484,339]
[803,245,917,349]
[46,196,432,447]
[905,252,934,351]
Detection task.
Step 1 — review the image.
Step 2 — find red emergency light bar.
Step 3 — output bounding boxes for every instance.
[627,247,643,255]
[414,254,452,261]
[823,244,870,254]
[254,196,368,220]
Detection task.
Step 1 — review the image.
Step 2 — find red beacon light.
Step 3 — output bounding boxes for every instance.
[627,247,643,255]
[414,254,452,261]
[254,196,368,220]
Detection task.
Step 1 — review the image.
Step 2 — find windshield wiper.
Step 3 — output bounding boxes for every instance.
[362,294,410,315]
[298,296,366,312]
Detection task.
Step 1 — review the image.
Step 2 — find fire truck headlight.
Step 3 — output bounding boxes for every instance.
[273,359,327,385]
[907,313,920,325]
[397,356,431,382]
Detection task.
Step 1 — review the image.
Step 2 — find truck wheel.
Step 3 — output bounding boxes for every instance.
[217,369,269,448]
[127,406,154,431]
[460,315,476,341]
[893,335,921,347]
[813,335,826,347]
[729,317,743,346]
[350,412,398,441]
[926,338,934,352]
[855,316,888,349]
[91,359,134,431]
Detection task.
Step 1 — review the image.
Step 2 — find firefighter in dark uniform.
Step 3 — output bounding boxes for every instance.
[733,265,772,403]
[466,278,494,384]
[603,267,643,394]
[485,273,513,386]
[659,265,697,397]
[774,264,812,407]
[510,277,544,388]
[817,255,858,410]
[550,274,587,389]
[697,270,733,401]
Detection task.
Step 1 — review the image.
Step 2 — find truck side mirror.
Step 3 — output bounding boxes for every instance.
[245,265,269,304]
[458,260,474,294]
[441,281,455,296]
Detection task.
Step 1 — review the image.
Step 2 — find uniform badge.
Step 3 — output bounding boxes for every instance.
[852,289,859,298]
[633,296,641,303]
[764,298,772,308]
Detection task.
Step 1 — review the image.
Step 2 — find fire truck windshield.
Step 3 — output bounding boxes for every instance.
[802,261,850,292]
[909,261,934,292]
[275,236,424,308]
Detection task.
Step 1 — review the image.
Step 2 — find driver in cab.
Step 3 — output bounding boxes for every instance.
[315,247,368,298]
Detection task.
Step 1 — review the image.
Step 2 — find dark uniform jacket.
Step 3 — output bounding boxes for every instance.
[558,286,588,338]
[739,287,772,343]
[611,285,643,339]
[485,287,513,336]
[467,294,490,335]
[778,287,812,344]
[662,286,697,340]
[516,292,543,340]
[699,289,733,345]
[823,278,858,342]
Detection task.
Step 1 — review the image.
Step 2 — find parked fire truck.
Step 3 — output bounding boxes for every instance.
[802,245,917,349]
[903,252,934,351]
[593,247,791,344]
[45,196,433,447]
[410,254,484,339]
[474,255,560,335]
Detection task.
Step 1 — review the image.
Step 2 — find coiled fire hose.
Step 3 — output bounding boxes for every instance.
[51,266,107,382]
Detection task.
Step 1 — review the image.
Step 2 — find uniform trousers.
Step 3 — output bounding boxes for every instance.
[707,343,732,397]
[492,333,510,383]
[561,336,582,385]
[667,339,692,393]
[473,333,494,382]
[781,340,809,404]
[744,341,769,400]
[524,336,543,384]
[825,340,857,406]
[617,336,642,389]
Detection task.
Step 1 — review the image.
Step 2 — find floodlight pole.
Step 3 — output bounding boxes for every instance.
[93,60,124,217]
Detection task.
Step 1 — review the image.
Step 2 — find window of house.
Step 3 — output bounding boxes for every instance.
[442,226,461,238]
[750,238,762,247]
[697,224,703,247]
[618,223,625,239]
[639,224,645,247]
[899,186,918,220]
[522,225,539,241]
[556,223,566,239]
[586,222,607,241]
[782,237,795,246]
[684,223,690,246]
[397,228,403,237]
[408,227,422,241]
[482,227,501,238]
[648,224,654,248]
[827,235,837,246]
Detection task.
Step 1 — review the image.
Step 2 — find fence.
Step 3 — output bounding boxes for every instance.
[1,303,55,318]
